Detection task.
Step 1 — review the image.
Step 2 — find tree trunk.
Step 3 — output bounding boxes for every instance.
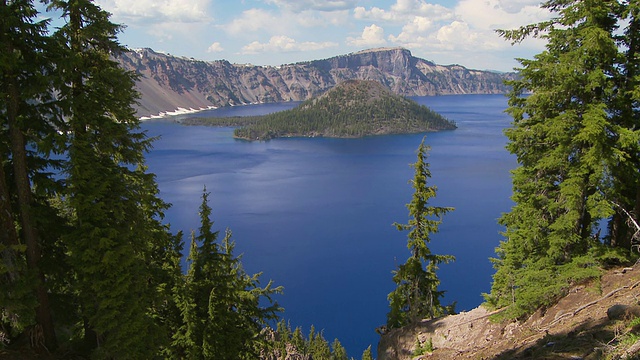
[6,72,57,352]
[634,185,640,243]
[611,204,634,250]
[0,159,19,282]
[609,213,622,247]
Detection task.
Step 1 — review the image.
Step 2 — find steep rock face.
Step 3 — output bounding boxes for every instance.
[116,47,515,117]
[307,48,509,97]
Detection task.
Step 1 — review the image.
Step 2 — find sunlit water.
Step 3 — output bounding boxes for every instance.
[141,94,516,356]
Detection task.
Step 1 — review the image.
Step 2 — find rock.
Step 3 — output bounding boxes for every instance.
[377,266,640,359]
[115,47,516,118]
[624,339,640,358]
[606,304,640,320]
[584,348,604,360]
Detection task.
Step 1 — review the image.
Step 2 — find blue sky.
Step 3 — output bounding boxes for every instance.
[75,0,551,71]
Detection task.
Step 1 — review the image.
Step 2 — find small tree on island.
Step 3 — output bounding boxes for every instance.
[387,137,455,329]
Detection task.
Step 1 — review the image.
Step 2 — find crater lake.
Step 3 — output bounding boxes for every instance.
[141,94,516,357]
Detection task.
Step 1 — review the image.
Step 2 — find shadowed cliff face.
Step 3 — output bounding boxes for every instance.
[115,47,515,117]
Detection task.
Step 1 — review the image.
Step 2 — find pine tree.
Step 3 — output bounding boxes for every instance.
[331,338,349,360]
[42,0,175,355]
[156,230,186,359]
[270,319,292,357]
[487,0,638,319]
[308,326,331,360]
[361,345,374,360]
[608,1,640,249]
[179,192,219,359]
[291,326,306,354]
[179,188,282,359]
[0,0,59,349]
[387,137,455,329]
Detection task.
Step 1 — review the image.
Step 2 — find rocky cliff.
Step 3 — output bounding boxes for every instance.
[377,265,640,359]
[115,47,515,118]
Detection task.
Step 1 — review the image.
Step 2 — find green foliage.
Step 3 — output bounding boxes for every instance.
[39,0,178,356]
[1,0,71,350]
[195,80,456,140]
[0,262,38,337]
[361,345,374,360]
[487,0,640,320]
[176,188,283,359]
[266,320,362,360]
[387,138,455,329]
[0,1,346,358]
[616,316,640,354]
[0,0,193,356]
[308,326,332,360]
[629,317,640,331]
[181,115,258,127]
[331,338,349,360]
[291,326,307,354]
[413,337,434,356]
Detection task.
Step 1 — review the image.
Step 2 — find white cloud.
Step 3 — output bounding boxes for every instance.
[435,21,480,50]
[350,0,551,67]
[97,0,552,71]
[264,0,358,13]
[241,35,338,54]
[354,0,453,23]
[139,22,208,45]
[295,10,351,28]
[225,8,287,36]
[455,0,550,30]
[207,42,224,53]
[403,16,433,33]
[225,7,351,37]
[498,0,545,15]
[346,24,387,47]
[96,0,211,23]
[391,0,453,18]
[390,19,505,53]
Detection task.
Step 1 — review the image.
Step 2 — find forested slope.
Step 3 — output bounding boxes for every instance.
[4,0,640,359]
[186,80,456,140]
[380,0,640,357]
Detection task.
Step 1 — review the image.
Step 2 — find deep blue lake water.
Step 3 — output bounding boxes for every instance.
[141,94,516,357]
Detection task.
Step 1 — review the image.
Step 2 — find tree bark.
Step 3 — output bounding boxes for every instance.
[6,69,57,351]
[0,158,19,282]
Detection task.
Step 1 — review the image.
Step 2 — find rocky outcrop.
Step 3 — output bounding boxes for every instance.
[377,264,640,359]
[115,47,515,118]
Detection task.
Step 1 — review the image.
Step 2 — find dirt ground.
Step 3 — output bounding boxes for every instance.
[378,263,640,360]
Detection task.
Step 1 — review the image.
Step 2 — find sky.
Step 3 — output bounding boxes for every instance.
[58,0,553,72]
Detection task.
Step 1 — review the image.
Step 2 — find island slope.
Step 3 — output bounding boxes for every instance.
[186,80,456,140]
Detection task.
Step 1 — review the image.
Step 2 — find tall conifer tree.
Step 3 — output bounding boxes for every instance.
[387,138,455,329]
[0,0,59,349]
[361,345,374,360]
[609,1,640,249]
[488,0,639,318]
[331,338,349,360]
[178,189,282,359]
[43,0,175,355]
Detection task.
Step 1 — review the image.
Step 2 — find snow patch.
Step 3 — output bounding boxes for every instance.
[139,105,218,121]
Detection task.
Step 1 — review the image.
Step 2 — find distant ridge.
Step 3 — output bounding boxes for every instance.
[353,47,407,54]
[115,47,515,118]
